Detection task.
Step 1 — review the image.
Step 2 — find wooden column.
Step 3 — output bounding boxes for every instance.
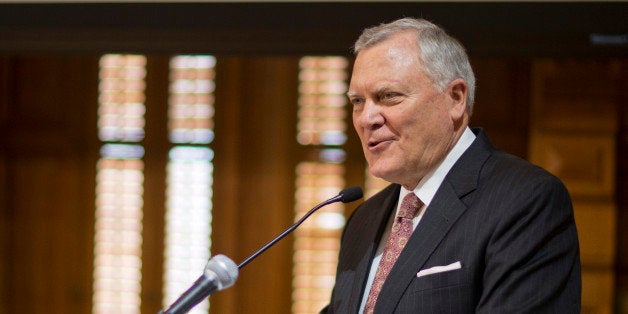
[212,56,299,314]
[0,56,99,314]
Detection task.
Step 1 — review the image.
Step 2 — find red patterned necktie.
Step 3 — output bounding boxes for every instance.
[363,193,422,314]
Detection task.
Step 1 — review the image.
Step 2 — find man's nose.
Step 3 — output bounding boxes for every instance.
[360,100,385,128]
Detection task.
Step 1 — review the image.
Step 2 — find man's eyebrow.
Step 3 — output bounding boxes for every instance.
[346,86,391,99]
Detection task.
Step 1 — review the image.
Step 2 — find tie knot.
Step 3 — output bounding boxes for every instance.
[397,193,422,220]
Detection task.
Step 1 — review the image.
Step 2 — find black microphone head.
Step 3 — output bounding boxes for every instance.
[205,254,238,290]
[339,186,363,203]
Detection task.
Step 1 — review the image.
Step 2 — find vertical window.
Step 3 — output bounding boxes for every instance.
[93,54,147,314]
[163,55,216,314]
[293,56,349,314]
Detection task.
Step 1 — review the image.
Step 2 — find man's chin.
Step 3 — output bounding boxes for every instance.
[368,166,395,183]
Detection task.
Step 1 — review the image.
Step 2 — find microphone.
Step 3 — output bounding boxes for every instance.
[238,186,363,269]
[159,186,363,314]
[160,254,238,314]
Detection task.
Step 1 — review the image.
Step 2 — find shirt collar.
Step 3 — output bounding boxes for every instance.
[399,127,476,207]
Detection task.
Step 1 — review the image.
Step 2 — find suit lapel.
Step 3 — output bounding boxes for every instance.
[374,128,494,313]
[346,185,401,313]
[375,183,468,313]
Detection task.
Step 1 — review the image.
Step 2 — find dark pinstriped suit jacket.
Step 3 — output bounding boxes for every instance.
[323,128,581,313]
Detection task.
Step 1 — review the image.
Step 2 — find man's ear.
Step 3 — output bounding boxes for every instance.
[447,78,468,121]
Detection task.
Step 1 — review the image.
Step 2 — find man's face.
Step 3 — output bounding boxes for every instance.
[348,31,465,189]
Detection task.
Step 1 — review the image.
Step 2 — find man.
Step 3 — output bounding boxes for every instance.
[322,18,581,313]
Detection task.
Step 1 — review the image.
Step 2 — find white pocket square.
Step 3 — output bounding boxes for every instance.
[416,261,462,278]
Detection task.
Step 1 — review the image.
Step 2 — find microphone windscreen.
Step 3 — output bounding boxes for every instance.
[205,254,239,290]
[340,186,363,203]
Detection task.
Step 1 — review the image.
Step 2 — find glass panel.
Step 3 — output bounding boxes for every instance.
[163,55,216,314]
[168,55,216,144]
[93,54,146,314]
[293,162,345,314]
[296,56,349,146]
[293,56,349,314]
[98,55,147,143]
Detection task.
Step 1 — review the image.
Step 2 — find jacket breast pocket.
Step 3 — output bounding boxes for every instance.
[399,268,475,313]
[411,266,467,292]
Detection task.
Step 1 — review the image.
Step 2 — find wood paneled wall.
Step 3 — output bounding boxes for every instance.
[469,58,530,158]
[0,55,626,314]
[0,56,100,313]
[619,69,628,313]
[528,60,623,314]
[211,56,300,313]
[0,55,302,314]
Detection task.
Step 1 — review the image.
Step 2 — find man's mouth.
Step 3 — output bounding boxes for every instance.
[368,139,393,150]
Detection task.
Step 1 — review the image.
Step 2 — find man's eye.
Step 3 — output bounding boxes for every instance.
[350,98,364,105]
[380,92,399,101]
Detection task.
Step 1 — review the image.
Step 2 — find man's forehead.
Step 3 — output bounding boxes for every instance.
[354,36,420,70]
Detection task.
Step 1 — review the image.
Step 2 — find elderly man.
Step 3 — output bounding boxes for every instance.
[322,18,580,313]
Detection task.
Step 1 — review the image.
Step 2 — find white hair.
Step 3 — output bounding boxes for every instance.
[354,18,476,112]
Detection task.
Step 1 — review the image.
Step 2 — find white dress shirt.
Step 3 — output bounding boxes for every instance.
[358,127,476,312]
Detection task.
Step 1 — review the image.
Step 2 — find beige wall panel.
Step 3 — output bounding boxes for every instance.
[574,202,617,266]
[528,132,615,199]
[581,270,614,314]
[531,60,621,133]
